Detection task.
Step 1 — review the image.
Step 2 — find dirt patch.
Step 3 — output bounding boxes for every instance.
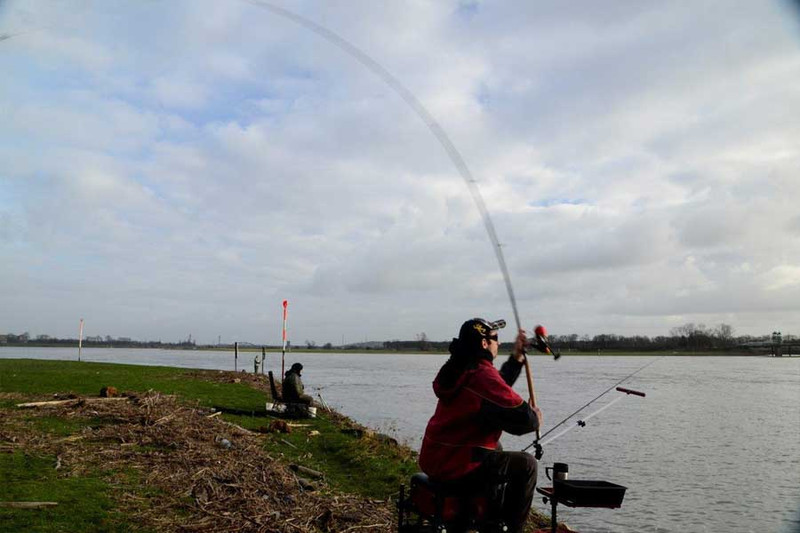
[1,392,393,532]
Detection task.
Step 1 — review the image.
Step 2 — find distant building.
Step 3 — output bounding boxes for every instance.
[0,335,7,345]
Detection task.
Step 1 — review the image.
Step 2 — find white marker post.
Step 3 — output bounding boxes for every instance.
[78,318,84,362]
[281,300,288,379]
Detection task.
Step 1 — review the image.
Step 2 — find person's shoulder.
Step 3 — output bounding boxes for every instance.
[466,362,523,405]
[472,359,508,386]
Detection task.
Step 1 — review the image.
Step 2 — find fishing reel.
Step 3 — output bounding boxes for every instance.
[529,325,561,360]
[532,441,543,460]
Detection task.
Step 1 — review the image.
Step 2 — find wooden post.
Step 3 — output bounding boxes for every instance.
[261,346,266,375]
[234,342,238,372]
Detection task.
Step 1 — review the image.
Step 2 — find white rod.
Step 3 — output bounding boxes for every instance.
[540,395,625,447]
[78,318,84,362]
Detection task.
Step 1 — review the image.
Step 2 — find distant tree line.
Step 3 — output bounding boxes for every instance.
[381,324,795,353]
[548,322,740,352]
[0,332,196,349]
[2,323,795,353]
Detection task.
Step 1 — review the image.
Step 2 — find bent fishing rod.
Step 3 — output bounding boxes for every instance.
[248,0,549,439]
[522,355,663,453]
[246,1,520,319]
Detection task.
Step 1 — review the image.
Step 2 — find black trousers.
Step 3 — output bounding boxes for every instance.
[285,393,313,405]
[463,450,538,533]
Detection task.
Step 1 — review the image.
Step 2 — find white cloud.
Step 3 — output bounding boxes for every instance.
[1,0,798,342]
[763,265,800,291]
[149,76,211,109]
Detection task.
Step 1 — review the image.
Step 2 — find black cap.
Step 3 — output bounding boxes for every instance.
[290,362,303,373]
[458,318,506,346]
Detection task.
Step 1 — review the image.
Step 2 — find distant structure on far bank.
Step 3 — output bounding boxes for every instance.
[739,331,799,356]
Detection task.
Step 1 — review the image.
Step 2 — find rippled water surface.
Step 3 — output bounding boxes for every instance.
[2,347,799,532]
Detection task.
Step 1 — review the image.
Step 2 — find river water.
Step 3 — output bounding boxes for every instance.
[1,347,798,533]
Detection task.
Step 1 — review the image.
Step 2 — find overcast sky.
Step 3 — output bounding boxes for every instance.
[1,1,798,345]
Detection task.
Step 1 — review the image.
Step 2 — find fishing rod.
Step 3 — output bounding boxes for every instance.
[245,1,523,327]
[248,1,549,448]
[522,356,663,453]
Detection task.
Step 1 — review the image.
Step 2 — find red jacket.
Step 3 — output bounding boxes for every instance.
[419,355,538,481]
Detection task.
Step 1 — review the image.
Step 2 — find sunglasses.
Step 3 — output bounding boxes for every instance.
[487,334,499,342]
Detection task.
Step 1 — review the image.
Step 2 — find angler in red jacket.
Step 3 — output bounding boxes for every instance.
[419,318,542,533]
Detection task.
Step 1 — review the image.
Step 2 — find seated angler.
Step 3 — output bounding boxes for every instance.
[419,318,543,533]
[283,362,313,406]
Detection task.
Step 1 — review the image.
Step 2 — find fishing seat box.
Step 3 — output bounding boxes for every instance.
[553,479,627,508]
[408,472,493,522]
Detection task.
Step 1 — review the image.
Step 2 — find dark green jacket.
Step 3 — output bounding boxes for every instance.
[283,370,310,403]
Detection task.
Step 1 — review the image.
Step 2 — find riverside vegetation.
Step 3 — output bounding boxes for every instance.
[0,359,553,532]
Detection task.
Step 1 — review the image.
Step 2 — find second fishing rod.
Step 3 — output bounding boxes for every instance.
[521,355,662,454]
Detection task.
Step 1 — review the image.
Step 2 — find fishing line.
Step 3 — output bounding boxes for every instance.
[246,0,523,331]
[522,355,663,453]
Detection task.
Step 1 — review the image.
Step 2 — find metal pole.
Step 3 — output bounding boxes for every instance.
[234,342,238,372]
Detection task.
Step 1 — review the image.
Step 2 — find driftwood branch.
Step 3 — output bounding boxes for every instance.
[0,502,59,509]
[341,523,389,532]
[289,464,324,480]
[294,476,316,491]
[16,397,129,408]
[212,418,256,436]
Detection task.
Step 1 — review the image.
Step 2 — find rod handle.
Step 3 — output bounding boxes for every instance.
[523,355,537,407]
[616,386,646,397]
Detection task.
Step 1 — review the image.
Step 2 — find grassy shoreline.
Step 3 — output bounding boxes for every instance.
[0,358,554,532]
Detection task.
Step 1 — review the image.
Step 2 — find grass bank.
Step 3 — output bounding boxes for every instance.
[0,358,551,532]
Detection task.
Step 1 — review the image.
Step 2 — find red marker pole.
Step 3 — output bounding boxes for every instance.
[281,300,288,379]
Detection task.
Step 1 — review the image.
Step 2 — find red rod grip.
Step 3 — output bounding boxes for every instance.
[616,386,645,397]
